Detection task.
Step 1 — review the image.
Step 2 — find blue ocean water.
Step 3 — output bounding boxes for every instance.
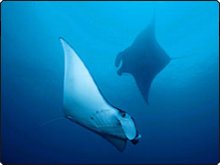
[1,1,219,164]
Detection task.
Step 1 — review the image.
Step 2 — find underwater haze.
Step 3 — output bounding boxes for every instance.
[1,1,219,164]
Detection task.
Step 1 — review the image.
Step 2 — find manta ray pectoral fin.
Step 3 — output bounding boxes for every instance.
[134,75,154,104]
[101,134,127,152]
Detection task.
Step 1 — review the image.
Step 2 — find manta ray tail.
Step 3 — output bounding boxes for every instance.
[171,55,193,60]
[36,117,66,129]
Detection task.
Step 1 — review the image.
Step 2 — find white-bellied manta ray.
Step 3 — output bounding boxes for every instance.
[60,38,141,152]
[115,17,171,104]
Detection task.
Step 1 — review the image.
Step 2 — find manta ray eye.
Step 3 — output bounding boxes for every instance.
[121,112,126,118]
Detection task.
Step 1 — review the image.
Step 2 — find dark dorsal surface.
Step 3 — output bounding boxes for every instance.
[115,19,171,104]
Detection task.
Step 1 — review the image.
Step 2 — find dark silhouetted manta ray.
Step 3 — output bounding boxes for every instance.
[115,17,171,104]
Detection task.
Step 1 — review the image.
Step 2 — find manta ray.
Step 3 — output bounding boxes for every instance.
[60,38,141,152]
[115,17,171,104]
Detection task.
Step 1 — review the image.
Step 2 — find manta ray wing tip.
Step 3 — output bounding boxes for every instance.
[59,37,66,44]
[59,36,64,40]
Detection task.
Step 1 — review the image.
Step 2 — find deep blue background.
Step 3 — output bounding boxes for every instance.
[1,1,219,164]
